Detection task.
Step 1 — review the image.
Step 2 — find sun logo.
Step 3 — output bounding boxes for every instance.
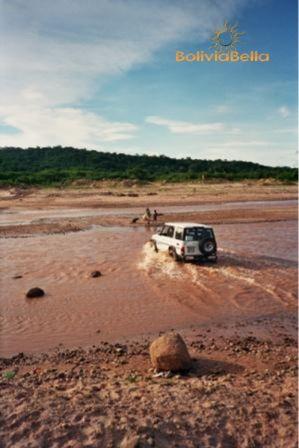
[210,21,245,52]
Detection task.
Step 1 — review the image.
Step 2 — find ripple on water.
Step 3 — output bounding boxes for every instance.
[0,219,297,356]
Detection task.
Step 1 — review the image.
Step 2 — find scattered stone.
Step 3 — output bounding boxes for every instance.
[153,370,173,378]
[12,275,22,279]
[91,271,102,278]
[26,287,45,298]
[150,333,191,372]
[120,434,140,448]
[147,436,155,446]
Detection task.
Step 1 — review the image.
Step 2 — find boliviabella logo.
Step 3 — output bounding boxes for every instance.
[176,21,270,63]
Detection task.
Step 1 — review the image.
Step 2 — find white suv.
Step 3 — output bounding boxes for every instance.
[151,222,217,262]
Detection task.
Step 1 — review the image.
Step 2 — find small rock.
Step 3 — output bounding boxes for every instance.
[147,437,155,446]
[120,433,140,448]
[13,275,23,279]
[149,333,191,372]
[153,370,173,378]
[26,287,45,298]
[91,271,102,278]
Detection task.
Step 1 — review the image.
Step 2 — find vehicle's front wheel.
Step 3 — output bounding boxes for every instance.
[169,247,180,261]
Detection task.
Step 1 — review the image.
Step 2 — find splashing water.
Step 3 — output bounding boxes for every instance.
[138,242,184,279]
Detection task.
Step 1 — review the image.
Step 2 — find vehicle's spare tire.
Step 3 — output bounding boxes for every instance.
[199,238,216,255]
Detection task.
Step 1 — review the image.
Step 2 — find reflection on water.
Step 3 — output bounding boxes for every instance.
[0,215,297,356]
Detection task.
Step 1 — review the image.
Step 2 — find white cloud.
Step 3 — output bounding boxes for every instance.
[278,106,291,118]
[229,127,241,135]
[203,142,297,167]
[0,103,137,148]
[274,127,298,134]
[0,0,247,147]
[214,104,231,113]
[146,116,224,134]
[208,140,269,148]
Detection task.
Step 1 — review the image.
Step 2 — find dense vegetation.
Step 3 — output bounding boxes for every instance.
[0,146,297,186]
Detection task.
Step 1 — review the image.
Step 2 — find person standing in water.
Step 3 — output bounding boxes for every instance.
[143,207,151,223]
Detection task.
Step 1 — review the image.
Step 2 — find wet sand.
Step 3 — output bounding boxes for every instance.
[0,182,297,447]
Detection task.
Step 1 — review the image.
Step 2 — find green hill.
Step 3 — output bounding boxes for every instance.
[0,146,297,186]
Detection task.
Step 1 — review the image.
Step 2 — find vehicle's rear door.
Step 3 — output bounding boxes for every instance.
[184,227,202,256]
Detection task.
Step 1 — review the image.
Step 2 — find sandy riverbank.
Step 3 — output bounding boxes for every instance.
[0,317,297,447]
[0,180,297,209]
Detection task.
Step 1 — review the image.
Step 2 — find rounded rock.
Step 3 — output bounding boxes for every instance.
[91,271,102,278]
[26,287,45,298]
[149,333,191,372]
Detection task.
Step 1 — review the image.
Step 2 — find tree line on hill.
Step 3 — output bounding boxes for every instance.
[0,146,297,186]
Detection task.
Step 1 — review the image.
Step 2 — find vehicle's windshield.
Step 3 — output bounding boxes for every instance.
[184,227,213,241]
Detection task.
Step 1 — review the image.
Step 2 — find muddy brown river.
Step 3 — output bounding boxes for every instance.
[0,201,297,356]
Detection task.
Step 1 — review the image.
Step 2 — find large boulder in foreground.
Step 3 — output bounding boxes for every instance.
[26,287,45,298]
[150,333,191,372]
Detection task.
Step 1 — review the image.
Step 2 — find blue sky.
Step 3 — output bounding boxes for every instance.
[0,0,297,166]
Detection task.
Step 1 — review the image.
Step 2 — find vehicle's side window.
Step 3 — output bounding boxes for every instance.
[167,226,174,238]
[175,228,183,240]
[160,225,169,236]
